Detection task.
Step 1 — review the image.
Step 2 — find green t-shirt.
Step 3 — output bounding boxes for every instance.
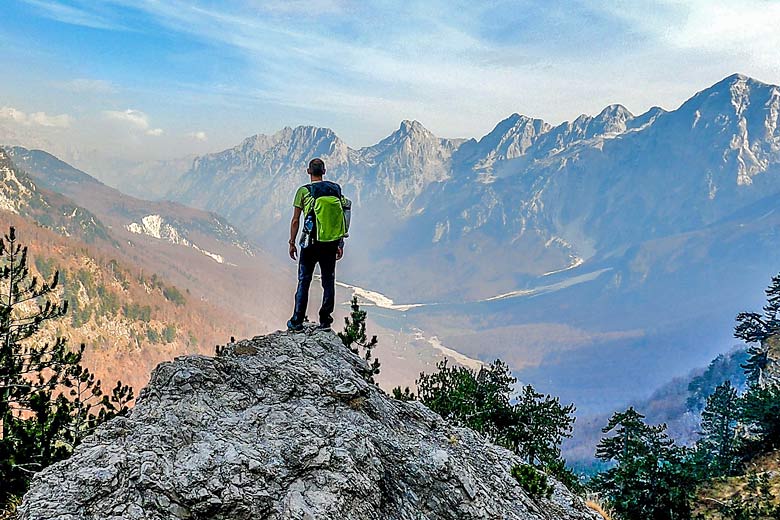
[293,185,314,215]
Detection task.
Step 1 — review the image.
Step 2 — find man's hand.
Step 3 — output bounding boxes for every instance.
[289,242,298,260]
[336,246,344,260]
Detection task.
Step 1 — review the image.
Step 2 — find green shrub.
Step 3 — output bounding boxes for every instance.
[161,324,176,344]
[162,285,186,306]
[391,386,416,401]
[146,326,160,343]
[512,464,553,499]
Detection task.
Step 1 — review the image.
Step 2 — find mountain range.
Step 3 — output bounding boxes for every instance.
[163,74,779,297]
[150,74,780,415]
[3,73,780,466]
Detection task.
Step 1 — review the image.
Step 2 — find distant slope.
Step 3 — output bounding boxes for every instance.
[0,148,111,243]
[0,147,290,392]
[9,214,245,393]
[562,347,750,472]
[5,146,293,330]
[96,155,194,201]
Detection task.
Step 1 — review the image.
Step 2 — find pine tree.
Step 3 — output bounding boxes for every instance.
[416,359,510,438]
[696,380,740,477]
[0,227,133,506]
[507,384,575,469]
[592,408,695,520]
[735,273,780,386]
[739,383,780,455]
[416,358,577,489]
[338,296,380,381]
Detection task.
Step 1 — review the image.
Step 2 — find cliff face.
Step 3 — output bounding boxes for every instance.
[19,329,599,520]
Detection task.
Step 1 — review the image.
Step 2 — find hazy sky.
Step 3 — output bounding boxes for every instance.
[2,0,780,172]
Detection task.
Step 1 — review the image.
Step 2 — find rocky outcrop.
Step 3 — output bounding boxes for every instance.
[761,334,780,387]
[20,328,599,520]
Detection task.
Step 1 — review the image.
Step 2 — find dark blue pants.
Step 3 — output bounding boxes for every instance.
[290,241,339,326]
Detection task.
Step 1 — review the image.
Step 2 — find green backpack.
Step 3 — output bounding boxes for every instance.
[304,181,348,243]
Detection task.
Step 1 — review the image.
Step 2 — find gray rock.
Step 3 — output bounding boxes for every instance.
[19,329,600,520]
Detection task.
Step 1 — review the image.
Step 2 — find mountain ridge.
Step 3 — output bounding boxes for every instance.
[167,73,780,261]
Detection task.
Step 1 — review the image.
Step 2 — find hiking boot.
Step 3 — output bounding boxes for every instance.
[287,320,304,332]
[317,315,333,331]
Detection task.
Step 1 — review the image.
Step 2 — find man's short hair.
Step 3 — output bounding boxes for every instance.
[309,158,326,176]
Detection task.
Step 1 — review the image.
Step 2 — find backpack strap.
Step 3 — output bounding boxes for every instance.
[304,184,315,216]
[307,181,342,200]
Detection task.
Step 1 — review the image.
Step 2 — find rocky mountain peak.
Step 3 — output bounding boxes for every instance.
[20,329,598,520]
[358,120,457,207]
[467,114,552,170]
[596,104,633,118]
[630,106,667,129]
[398,119,433,138]
[679,72,776,117]
[367,119,442,155]
[667,73,780,185]
[497,113,550,136]
[592,104,635,133]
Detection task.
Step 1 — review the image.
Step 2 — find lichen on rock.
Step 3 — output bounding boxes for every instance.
[20,328,599,520]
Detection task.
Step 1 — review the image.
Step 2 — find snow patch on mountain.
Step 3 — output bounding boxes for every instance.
[432,220,449,243]
[127,215,188,245]
[192,244,225,264]
[126,214,230,265]
[542,256,585,277]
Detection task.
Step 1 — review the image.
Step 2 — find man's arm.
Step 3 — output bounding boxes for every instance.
[289,206,302,260]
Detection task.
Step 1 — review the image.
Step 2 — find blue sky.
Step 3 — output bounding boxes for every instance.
[1,0,780,172]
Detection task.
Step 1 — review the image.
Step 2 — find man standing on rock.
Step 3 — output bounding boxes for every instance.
[287,158,350,332]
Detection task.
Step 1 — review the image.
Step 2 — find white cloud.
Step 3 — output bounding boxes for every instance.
[188,131,208,141]
[0,107,28,124]
[589,0,780,73]
[29,111,71,127]
[103,109,167,138]
[0,106,71,128]
[103,109,150,129]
